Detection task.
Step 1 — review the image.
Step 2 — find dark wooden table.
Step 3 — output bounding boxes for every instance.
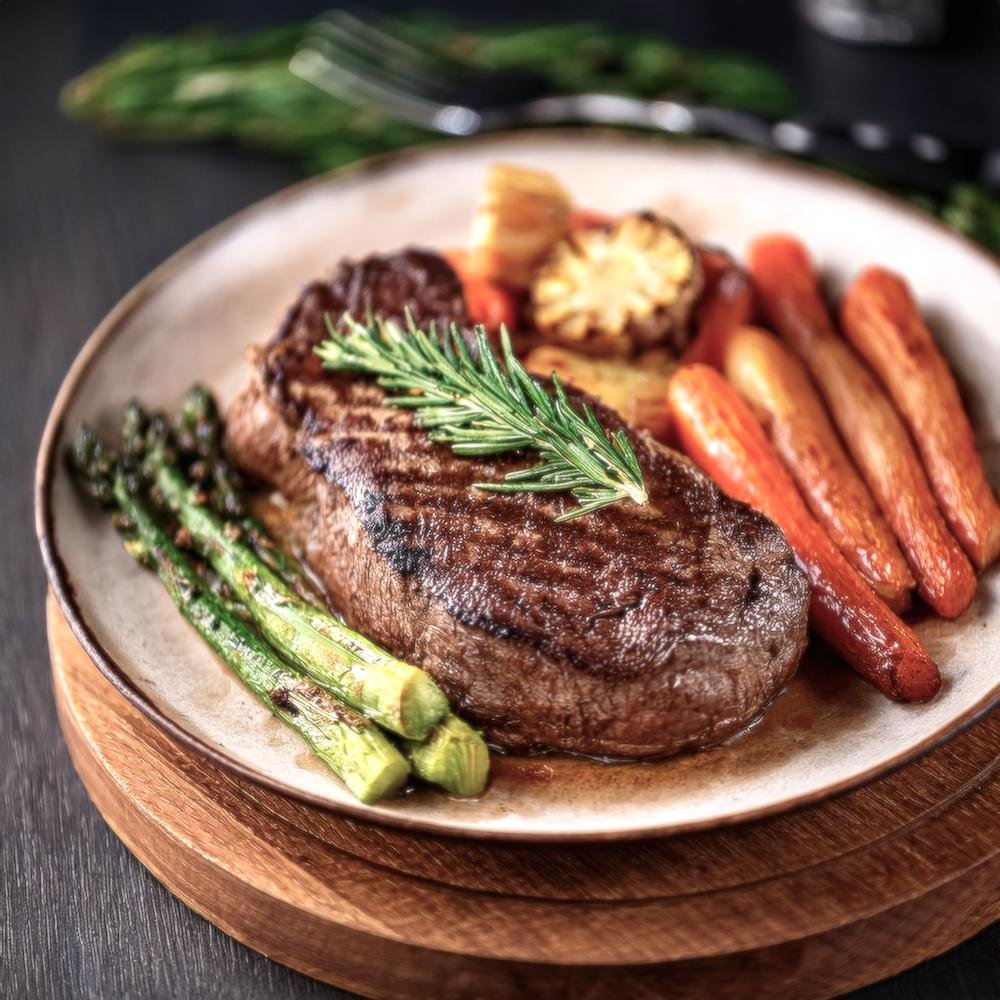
[2,1,996,997]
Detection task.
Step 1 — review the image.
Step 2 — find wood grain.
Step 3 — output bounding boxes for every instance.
[47,595,999,999]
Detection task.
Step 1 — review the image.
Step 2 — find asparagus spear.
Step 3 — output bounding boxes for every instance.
[402,713,490,797]
[118,396,489,794]
[121,399,250,611]
[149,450,450,741]
[122,390,321,605]
[70,427,410,804]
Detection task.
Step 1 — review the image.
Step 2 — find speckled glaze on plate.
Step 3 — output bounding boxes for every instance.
[35,132,1000,841]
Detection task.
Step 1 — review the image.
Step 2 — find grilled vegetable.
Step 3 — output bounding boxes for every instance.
[841,266,1000,570]
[682,248,757,367]
[442,249,519,331]
[470,162,572,290]
[667,365,941,703]
[530,213,703,357]
[749,234,977,620]
[524,344,675,440]
[169,388,322,604]
[69,427,410,804]
[721,326,915,610]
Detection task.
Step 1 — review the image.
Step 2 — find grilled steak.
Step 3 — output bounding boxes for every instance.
[226,250,810,757]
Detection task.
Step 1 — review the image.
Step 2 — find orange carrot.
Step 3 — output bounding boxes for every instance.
[749,234,976,619]
[682,250,756,368]
[443,249,519,331]
[841,266,1000,570]
[697,246,736,290]
[722,326,915,611]
[668,365,940,702]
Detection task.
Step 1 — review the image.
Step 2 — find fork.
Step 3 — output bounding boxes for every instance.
[289,8,998,195]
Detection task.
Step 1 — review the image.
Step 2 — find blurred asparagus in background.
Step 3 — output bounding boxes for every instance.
[61,17,792,171]
[60,16,999,254]
[912,184,999,257]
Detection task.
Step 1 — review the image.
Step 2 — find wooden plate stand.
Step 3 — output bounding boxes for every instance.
[48,596,998,999]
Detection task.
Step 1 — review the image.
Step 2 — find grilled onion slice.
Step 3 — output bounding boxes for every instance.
[529,212,703,356]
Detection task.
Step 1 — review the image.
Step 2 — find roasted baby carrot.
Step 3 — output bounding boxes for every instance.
[841,266,1000,570]
[749,235,976,619]
[682,249,756,368]
[722,326,915,611]
[443,249,519,331]
[667,364,940,702]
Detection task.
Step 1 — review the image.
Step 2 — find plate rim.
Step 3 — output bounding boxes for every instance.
[35,129,1000,843]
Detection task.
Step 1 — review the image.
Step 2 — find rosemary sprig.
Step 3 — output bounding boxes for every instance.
[315,316,647,521]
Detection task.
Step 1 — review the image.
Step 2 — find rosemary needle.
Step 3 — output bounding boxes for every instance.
[315,316,648,521]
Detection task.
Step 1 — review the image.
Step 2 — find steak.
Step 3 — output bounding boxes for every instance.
[226,249,810,757]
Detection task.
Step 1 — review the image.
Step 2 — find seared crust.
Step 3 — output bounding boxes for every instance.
[227,250,810,757]
[264,248,468,403]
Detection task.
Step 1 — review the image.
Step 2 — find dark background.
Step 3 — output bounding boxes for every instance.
[2,1,997,997]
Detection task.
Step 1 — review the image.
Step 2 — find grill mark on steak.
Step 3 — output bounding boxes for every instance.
[226,248,810,757]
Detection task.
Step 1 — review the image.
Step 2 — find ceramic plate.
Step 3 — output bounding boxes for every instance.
[36,132,1000,841]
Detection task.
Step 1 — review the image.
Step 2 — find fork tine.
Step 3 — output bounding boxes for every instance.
[312,10,462,100]
[302,29,420,98]
[293,7,551,134]
[301,29,454,112]
[326,9,439,73]
[291,33,483,135]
